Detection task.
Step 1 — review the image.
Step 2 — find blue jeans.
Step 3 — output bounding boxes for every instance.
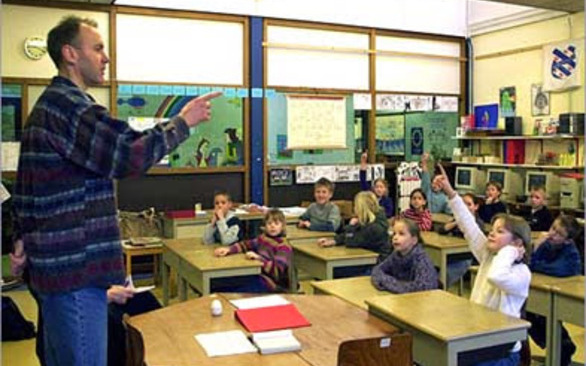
[39,287,108,366]
[473,351,520,366]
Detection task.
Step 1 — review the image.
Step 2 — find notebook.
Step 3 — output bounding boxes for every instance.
[235,304,311,333]
[251,330,301,355]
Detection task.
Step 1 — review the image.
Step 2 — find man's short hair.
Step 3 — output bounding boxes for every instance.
[47,16,98,68]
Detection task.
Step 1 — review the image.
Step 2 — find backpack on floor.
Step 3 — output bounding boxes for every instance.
[1,296,36,341]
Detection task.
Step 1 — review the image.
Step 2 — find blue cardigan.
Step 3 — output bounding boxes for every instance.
[530,240,582,277]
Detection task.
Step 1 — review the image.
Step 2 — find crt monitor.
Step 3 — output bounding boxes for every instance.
[486,168,523,201]
[525,171,560,204]
[455,167,486,194]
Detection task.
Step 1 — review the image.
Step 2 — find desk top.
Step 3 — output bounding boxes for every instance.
[130,294,397,366]
[310,276,387,309]
[292,242,379,261]
[183,247,263,272]
[551,276,585,300]
[164,237,208,251]
[286,226,335,241]
[421,232,468,249]
[469,266,580,292]
[366,290,529,342]
[431,213,453,224]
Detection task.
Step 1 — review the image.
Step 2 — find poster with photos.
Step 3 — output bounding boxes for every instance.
[531,84,550,116]
[269,168,293,186]
[499,86,516,117]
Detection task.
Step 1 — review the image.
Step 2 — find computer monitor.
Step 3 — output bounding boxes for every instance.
[486,168,523,201]
[525,171,560,205]
[455,167,486,194]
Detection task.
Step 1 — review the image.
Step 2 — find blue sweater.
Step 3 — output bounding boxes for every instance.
[530,240,582,277]
[359,170,394,217]
[421,171,452,214]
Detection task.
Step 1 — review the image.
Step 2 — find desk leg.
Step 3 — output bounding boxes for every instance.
[162,259,169,306]
[153,254,160,285]
[326,264,334,280]
[545,291,555,366]
[125,253,132,278]
[178,277,187,302]
[440,254,447,290]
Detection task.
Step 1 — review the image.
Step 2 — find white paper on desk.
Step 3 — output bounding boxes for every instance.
[280,207,306,216]
[233,208,248,215]
[195,330,257,357]
[133,285,155,294]
[252,329,301,355]
[229,294,290,310]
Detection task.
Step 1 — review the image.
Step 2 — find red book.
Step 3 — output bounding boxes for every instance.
[165,210,196,219]
[235,304,311,333]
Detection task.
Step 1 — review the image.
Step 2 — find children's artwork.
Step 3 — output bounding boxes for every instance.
[353,93,372,110]
[375,114,405,156]
[270,168,293,186]
[531,84,550,116]
[405,112,459,162]
[335,165,360,182]
[276,135,292,159]
[473,104,498,130]
[499,86,516,118]
[433,96,459,112]
[410,127,424,156]
[376,94,406,111]
[405,95,433,111]
[116,89,244,168]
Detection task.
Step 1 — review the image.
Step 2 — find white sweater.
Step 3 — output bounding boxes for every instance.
[449,195,530,352]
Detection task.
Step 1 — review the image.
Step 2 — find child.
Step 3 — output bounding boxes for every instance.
[359,151,394,217]
[527,215,581,366]
[202,190,243,245]
[371,218,438,293]
[317,191,391,262]
[214,209,292,292]
[478,181,507,223]
[439,193,484,288]
[437,164,531,365]
[526,185,553,232]
[400,188,432,231]
[421,152,452,214]
[439,193,484,237]
[298,177,341,232]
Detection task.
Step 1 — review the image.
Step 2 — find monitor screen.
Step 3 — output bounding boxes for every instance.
[489,171,505,186]
[457,169,471,186]
[528,174,546,190]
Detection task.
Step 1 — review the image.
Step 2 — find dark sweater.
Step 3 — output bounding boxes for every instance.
[530,240,582,277]
[479,201,507,223]
[371,244,438,293]
[334,210,391,261]
[527,207,553,232]
[359,170,394,218]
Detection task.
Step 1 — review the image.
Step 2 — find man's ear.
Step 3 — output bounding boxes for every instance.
[61,44,78,65]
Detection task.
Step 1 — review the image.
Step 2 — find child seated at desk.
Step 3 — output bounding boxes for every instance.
[359,151,394,218]
[437,164,531,366]
[438,193,484,287]
[317,192,391,276]
[421,152,452,214]
[202,190,244,245]
[479,181,507,224]
[527,214,581,366]
[298,177,341,232]
[214,209,292,293]
[400,188,432,231]
[371,218,438,293]
[525,185,553,232]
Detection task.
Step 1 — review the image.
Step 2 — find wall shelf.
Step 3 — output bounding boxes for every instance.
[452,134,583,141]
[451,162,583,170]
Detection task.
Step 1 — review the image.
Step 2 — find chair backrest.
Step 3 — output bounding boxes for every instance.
[123,314,146,366]
[337,332,412,366]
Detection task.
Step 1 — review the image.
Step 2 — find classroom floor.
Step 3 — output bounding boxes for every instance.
[2,278,584,366]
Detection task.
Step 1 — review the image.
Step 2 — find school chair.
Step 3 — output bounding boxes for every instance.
[123,314,146,366]
[337,332,412,366]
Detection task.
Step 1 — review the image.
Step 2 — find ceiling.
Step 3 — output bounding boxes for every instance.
[47,0,584,13]
[485,0,582,13]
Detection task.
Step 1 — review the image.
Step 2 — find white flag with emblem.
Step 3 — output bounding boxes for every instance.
[543,40,582,92]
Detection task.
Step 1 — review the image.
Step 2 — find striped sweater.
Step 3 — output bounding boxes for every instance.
[400,208,432,231]
[13,76,191,293]
[228,233,292,291]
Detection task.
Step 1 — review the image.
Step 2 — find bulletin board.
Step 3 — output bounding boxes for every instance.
[116,89,244,168]
[375,113,405,156]
[286,94,347,149]
[404,112,458,162]
[267,93,355,166]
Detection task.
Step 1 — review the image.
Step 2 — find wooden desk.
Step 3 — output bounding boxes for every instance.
[129,294,398,366]
[286,226,335,243]
[432,213,453,225]
[161,238,261,305]
[550,276,584,366]
[121,242,163,279]
[421,232,470,290]
[311,276,387,310]
[367,290,529,366]
[164,210,301,239]
[291,241,378,291]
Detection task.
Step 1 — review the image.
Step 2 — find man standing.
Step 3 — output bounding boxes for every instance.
[12,16,221,366]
